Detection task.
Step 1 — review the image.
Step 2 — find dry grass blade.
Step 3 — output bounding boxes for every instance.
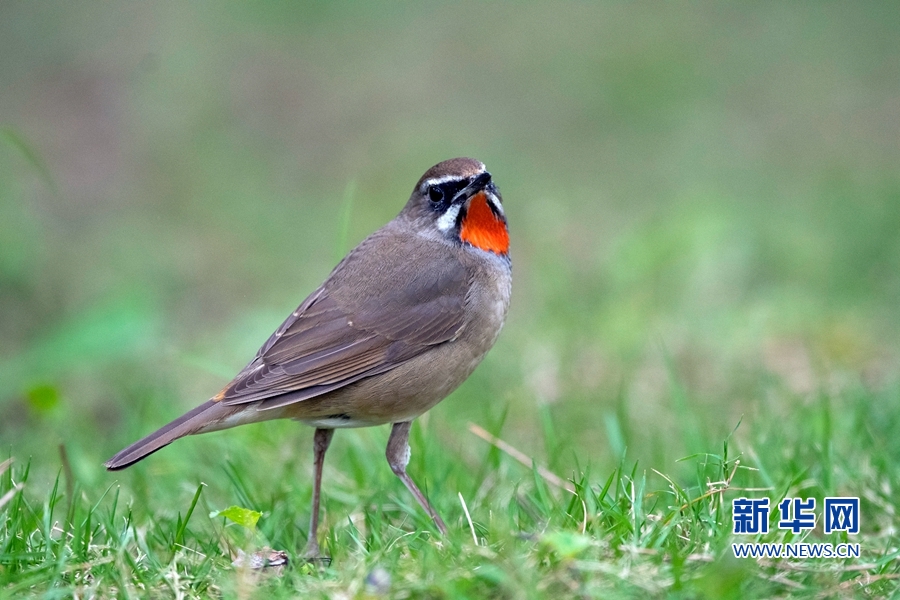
[458,492,479,546]
[468,423,575,493]
[758,560,884,573]
[0,484,23,511]
[0,458,20,511]
[838,573,900,590]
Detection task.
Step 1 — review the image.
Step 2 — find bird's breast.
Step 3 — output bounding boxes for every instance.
[458,250,512,356]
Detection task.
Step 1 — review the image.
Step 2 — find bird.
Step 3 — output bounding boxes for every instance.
[105,157,511,558]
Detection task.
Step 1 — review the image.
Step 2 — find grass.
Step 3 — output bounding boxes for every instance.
[3,379,899,598]
[2,1,900,597]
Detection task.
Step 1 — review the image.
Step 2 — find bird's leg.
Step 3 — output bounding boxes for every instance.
[304,428,334,559]
[385,421,448,534]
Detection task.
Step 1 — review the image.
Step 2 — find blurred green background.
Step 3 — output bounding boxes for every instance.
[1,2,898,497]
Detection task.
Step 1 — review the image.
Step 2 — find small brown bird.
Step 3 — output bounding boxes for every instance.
[106,157,511,557]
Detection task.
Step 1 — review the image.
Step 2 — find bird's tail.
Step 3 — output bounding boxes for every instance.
[105,400,235,470]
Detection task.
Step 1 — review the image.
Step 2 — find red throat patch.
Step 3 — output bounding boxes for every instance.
[460,192,509,255]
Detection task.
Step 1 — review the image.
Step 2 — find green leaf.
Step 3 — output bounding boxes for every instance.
[210,505,262,530]
[25,384,60,413]
[540,531,592,559]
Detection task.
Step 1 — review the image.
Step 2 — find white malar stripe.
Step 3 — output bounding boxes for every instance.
[436,203,462,232]
[485,190,505,216]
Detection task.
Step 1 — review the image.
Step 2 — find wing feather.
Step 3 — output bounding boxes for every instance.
[217,230,469,408]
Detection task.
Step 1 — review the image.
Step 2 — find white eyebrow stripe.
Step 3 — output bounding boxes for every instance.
[420,167,486,191]
[436,203,462,232]
[420,174,466,190]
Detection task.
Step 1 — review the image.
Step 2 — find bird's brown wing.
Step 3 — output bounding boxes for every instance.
[217,232,470,410]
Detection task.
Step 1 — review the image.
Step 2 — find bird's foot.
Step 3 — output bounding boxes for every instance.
[302,541,333,566]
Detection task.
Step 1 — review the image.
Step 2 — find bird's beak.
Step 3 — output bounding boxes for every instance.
[452,171,493,204]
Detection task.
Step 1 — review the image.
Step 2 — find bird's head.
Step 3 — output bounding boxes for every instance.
[403,157,509,256]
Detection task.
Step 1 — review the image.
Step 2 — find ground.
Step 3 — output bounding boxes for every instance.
[1,2,899,598]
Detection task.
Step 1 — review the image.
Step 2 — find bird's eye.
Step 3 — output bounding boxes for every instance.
[428,186,444,204]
